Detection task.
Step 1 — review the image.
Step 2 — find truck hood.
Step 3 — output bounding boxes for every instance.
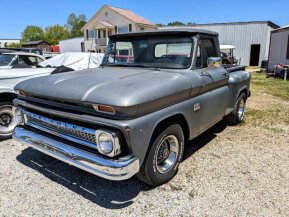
[15,67,192,118]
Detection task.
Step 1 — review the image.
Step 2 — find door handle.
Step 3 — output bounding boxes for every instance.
[222,72,229,78]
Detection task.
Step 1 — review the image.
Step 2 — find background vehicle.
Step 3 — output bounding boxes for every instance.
[0,52,45,69]
[13,29,251,186]
[220,45,238,66]
[0,52,104,140]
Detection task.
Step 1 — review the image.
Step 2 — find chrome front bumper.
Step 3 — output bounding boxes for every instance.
[13,127,140,181]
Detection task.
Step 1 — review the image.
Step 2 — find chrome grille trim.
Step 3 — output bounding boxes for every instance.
[22,110,98,149]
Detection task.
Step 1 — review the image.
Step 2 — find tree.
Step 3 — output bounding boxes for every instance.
[186,22,196,26]
[155,23,165,27]
[167,21,185,26]
[44,25,70,45]
[21,25,44,42]
[6,42,22,48]
[66,13,87,38]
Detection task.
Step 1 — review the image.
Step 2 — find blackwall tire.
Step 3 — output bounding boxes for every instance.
[137,124,184,186]
[0,102,15,140]
[226,93,247,125]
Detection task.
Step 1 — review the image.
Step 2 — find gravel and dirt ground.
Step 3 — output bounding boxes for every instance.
[0,72,289,216]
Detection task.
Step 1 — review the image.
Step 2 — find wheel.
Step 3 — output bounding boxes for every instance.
[137,124,185,186]
[0,102,17,140]
[226,93,247,125]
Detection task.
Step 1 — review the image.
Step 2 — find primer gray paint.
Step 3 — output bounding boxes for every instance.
[268,26,289,71]
[161,22,278,66]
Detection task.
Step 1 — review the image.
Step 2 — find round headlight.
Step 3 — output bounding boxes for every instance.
[96,129,121,157]
[98,132,113,154]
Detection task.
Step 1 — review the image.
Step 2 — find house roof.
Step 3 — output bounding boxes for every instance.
[106,5,155,26]
[82,4,156,30]
[97,21,114,28]
[22,40,51,46]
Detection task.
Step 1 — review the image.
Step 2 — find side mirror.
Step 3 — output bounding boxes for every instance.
[207,57,222,68]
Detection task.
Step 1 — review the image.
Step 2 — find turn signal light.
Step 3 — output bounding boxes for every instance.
[93,104,115,114]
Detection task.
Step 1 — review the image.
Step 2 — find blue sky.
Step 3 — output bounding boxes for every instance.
[0,0,288,38]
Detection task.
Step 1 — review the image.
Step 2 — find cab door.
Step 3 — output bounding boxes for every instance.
[196,36,229,133]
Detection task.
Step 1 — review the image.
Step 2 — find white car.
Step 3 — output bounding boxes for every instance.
[0,52,104,139]
[0,52,45,69]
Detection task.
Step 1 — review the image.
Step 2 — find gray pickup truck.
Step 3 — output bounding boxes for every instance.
[13,29,251,186]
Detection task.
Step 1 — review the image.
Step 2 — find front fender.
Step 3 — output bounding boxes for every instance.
[0,87,16,94]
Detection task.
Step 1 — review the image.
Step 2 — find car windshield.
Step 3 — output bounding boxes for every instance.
[103,36,194,69]
[0,54,15,66]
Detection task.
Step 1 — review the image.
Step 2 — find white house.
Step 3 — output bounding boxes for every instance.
[0,39,21,48]
[82,5,157,53]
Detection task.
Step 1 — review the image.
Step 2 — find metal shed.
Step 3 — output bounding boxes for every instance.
[160,21,279,66]
[268,26,289,71]
[59,37,85,53]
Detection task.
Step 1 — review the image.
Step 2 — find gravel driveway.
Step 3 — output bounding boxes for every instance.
[1,91,289,217]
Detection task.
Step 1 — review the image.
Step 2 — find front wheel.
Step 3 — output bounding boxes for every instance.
[137,124,185,186]
[226,92,247,125]
[0,102,17,140]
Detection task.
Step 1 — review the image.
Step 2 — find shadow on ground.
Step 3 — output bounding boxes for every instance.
[0,138,10,143]
[16,121,228,209]
[16,148,152,209]
[183,120,227,161]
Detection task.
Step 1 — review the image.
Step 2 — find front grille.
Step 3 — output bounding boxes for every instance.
[23,110,97,148]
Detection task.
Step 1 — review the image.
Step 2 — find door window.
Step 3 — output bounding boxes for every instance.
[196,39,217,68]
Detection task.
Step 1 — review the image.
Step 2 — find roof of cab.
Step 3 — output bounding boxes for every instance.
[111,28,218,38]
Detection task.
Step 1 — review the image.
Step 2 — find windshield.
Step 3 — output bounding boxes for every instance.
[0,54,15,66]
[103,36,194,69]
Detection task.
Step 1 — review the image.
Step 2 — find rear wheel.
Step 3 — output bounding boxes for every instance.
[0,102,17,140]
[137,124,184,186]
[226,92,247,125]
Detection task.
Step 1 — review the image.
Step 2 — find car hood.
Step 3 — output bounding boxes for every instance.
[0,68,54,80]
[0,66,11,69]
[15,67,192,118]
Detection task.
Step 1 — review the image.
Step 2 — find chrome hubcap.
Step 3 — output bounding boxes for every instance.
[238,99,246,120]
[156,135,179,174]
[0,106,17,135]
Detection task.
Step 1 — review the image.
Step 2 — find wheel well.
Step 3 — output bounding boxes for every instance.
[152,114,190,141]
[0,92,17,103]
[140,114,190,168]
[239,89,248,100]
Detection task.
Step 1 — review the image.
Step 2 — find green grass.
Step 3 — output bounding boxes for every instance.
[243,70,289,129]
[250,72,289,101]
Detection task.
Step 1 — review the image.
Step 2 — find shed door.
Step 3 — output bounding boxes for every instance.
[250,44,261,66]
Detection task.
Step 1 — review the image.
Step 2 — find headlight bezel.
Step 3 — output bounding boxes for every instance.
[95,129,121,157]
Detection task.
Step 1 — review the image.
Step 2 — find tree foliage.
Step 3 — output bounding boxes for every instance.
[167,21,185,26]
[66,13,87,38]
[6,42,22,48]
[186,22,196,26]
[160,21,196,27]
[21,25,44,42]
[20,13,86,45]
[155,23,165,27]
[44,25,70,45]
